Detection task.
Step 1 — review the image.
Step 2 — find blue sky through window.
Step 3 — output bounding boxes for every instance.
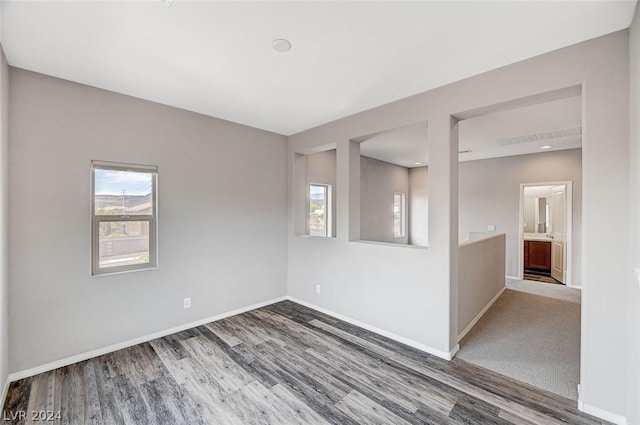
[95,169,152,196]
[310,185,325,200]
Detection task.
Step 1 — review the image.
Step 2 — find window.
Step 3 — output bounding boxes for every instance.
[309,184,332,237]
[393,192,406,238]
[91,161,157,275]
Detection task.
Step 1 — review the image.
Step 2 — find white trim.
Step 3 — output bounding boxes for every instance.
[505,275,520,280]
[457,286,506,342]
[449,344,459,358]
[1,376,9,409]
[579,401,627,425]
[8,296,287,382]
[286,296,458,360]
[518,181,573,286]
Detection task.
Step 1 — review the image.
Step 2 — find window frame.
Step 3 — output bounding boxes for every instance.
[308,183,332,238]
[91,160,158,276]
[393,192,406,238]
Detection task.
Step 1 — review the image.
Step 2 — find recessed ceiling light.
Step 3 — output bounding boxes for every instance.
[272,39,292,52]
[540,145,553,150]
[414,162,423,165]
[459,149,472,154]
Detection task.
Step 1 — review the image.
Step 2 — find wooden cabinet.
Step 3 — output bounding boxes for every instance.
[524,240,551,272]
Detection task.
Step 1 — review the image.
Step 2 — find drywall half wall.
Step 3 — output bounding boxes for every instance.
[458,149,582,286]
[360,156,409,244]
[458,233,505,338]
[0,45,8,398]
[287,31,629,420]
[8,68,288,373]
[409,166,428,246]
[627,4,640,424]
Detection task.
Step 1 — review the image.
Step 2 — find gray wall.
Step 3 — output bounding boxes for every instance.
[459,149,582,286]
[360,156,409,244]
[408,166,428,246]
[8,69,288,373]
[628,5,640,424]
[458,233,505,336]
[305,149,336,237]
[287,31,629,418]
[0,45,8,396]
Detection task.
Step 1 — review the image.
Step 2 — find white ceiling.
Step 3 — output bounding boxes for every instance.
[358,121,429,168]
[358,94,581,167]
[1,1,636,136]
[458,95,582,162]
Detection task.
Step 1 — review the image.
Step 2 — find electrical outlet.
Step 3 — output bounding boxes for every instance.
[183,297,191,309]
[315,284,321,294]
[488,224,496,231]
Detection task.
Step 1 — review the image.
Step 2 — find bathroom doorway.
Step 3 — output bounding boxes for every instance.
[518,181,573,286]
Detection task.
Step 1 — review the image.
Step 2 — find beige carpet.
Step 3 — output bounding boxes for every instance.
[457,289,581,400]
[507,278,581,304]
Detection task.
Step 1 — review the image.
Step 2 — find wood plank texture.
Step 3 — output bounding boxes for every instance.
[2,300,610,424]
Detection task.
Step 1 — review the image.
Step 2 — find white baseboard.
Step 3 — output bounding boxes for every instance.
[449,343,459,359]
[286,296,458,360]
[457,286,506,343]
[8,296,287,382]
[579,400,627,425]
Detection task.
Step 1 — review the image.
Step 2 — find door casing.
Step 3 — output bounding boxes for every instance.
[518,181,574,287]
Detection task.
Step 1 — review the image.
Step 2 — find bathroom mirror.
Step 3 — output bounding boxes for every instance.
[523,193,549,233]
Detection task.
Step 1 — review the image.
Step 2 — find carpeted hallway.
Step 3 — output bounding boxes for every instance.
[457,289,581,400]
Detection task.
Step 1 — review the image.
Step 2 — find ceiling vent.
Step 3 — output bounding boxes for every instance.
[495,125,582,146]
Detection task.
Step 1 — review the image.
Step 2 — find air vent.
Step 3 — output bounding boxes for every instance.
[496,126,581,146]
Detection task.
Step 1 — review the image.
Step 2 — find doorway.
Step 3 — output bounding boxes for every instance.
[455,89,582,402]
[518,181,573,286]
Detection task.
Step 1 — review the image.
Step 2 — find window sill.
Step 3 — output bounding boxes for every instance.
[352,240,428,249]
[296,234,337,240]
[92,265,158,277]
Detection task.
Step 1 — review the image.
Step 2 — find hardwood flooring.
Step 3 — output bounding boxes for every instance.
[2,300,610,424]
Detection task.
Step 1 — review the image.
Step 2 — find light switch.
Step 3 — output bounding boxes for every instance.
[488,224,496,231]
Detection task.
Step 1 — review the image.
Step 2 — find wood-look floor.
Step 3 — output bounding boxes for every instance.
[2,300,609,424]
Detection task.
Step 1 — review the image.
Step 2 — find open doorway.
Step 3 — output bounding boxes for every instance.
[519,182,573,286]
[455,88,583,402]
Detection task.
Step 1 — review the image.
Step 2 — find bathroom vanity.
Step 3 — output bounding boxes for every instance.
[524,236,552,272]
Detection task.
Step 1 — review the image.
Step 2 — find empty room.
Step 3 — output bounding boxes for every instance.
[0,1,639,425]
